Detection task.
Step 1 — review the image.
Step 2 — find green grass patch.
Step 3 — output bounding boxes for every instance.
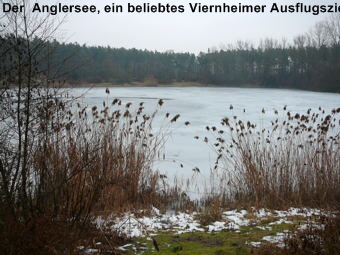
[123,222,300,255]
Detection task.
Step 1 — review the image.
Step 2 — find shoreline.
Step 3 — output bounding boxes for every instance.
[68,82,266,89]
[65,83,340,94]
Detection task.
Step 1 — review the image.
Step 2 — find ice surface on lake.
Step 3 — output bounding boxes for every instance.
[72,87,340,196]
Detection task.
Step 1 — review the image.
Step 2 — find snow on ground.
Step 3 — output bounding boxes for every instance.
[298,223,325,231]
[223,209,249,227]
[262,232,288,248]
[269,219,293,225]
[94,207,324,238]
[95,208,204,238]
[253,208,272,218]
[93,206,326,250]
[207,221,227,232]
[273,208,321,218]
[95,207,256,237]
[247,241,262,247]
[256,225,272,230]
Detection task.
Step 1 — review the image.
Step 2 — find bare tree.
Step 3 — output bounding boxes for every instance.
[325,14,340,46]
[306,20,330,48]
[0,0,65,218]
[258,38,279,51]
[293,34,307,49]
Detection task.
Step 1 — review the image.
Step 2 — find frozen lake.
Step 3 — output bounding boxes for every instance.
[72,86,340,191]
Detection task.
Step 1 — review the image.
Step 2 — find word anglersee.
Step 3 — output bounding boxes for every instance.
[2,2,98,15]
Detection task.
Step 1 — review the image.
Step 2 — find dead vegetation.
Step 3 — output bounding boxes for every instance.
[253,212,340,255]
[205,106,340,209]
[0,87,181,253]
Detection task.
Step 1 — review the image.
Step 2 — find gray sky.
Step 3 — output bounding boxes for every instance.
[41,0,336,53]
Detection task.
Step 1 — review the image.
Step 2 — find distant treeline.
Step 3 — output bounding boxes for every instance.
[2,15,340,92]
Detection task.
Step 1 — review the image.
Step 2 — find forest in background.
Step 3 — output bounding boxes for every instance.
[41,14,340,92]
[1,14,340,92]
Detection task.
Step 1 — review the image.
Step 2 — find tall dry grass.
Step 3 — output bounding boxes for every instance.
[208,106,340,209]
[0,89,181,253]
[32,96,181,215]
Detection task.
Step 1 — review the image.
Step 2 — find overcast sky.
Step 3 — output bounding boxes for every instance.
[40,0,336,53]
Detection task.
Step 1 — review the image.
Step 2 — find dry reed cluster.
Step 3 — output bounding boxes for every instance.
[0,89,181,254]
[206,106,340,209]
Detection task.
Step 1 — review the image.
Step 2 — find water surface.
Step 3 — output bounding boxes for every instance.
[72,87,340,191]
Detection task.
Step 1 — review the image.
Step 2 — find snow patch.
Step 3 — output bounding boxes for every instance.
[262,232,287,248]
[93,207,326,239]
[269,219,293,225]
[249,241,262,247]
[254,208,272,218]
